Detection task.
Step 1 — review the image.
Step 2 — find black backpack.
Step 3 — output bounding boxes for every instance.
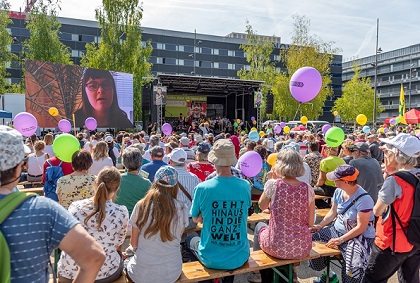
[390,171,420,250]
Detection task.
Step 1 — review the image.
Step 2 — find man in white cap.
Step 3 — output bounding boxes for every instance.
[185,139,251,283]
[0,126,105,282]
[179,136,195,161]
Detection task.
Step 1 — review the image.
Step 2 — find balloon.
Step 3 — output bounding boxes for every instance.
[266,129,272,133]
[233,122,238,127]
[325,127,345,147]
[236,119,241,124]
[279,122,286,128]
[248,130,259,142]
[283,126,290,134]
[274,125,282,134]
[384,128,389,133]
[251,127,257,131]
[85,117,97,131]
[362,125,371,134]
[383,124,388,128]
[333,111,338,117]
[58,119,72,133]
[267,153,277,167]
[52,134,80,162]
[250,116,255,121]
[241,131,246,135]
[238,151,263,178]
[300,116,308,124]
[322,124,332,134]
[13,112,38,137]
[289,67,322,103]
[356,114,367,126]
[253,120,257,125]
[48,107,59,117]
[162,123,172,135]
[389,118,396,125]
[259,131,265,137]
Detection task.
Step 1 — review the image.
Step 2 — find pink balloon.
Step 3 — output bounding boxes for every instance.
[85,117,97,131]
[279,122,286,128]
[58,119,72,133]
[13,112,38,137]
[238,151,263,178]
[289,67,322,103]
[162,123,172,135]
[322,124,332,134]
[274,125,282,134]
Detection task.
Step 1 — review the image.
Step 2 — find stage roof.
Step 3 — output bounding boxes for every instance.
[156,74,264,95]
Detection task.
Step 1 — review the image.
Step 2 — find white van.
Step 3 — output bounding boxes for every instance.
[286,120,329,132]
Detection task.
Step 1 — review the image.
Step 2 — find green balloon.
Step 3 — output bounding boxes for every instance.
[325,127,345,148]
[52,134,80,162]
[233,122,238,127]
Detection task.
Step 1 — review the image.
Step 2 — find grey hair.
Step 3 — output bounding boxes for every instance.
[122,148,142,171]
[388,144,419,166]
[274,141,284,153]
[275,148,305,177]
[149,135,160,147]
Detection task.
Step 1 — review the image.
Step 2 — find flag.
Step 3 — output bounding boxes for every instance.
[399,84,407,125]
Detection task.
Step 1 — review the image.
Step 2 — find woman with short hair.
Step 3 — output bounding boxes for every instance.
[89,141,114,175]
[26,140,48,183]
[43,133,55,158]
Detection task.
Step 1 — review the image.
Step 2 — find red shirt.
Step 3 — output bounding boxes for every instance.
[186,162,215,181]
[42,157,74,183]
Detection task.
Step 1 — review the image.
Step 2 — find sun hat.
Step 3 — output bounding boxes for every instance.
[349,142,370,153]
[379,133,420,156]
[179,137,190,146]
[168,148,187,163]
[208,139,237,166]
[0,126,31,171]
[154,166,178,187]
[104,135,113,143]
[197,142,211,154]
[326,164,360,182]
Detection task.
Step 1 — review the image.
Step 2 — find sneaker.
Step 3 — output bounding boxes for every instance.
[248,271,262,283]
[313,271,338,283]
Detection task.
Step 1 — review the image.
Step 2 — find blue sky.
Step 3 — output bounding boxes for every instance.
[11,0,420,61]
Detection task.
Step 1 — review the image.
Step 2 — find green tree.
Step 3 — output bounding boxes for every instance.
[22,0,72,65]
[333,62,382,124]
[81,0,152,122]
[272,15,341,120]
[0,0,18,93]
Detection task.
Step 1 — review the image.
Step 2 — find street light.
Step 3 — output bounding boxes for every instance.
[192,29,202,75]
[372,18,381,128]
[408,62,416,110]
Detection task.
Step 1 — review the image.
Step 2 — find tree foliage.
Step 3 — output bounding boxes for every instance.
[0,0,18,93]
[81,0,152,122]
[333,62,382,123]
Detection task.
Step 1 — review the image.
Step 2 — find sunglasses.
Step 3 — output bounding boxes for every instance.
[86,81,113,91]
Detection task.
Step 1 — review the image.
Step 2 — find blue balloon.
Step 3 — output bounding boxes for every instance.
[248,130,259,142]
[362,126,371,134]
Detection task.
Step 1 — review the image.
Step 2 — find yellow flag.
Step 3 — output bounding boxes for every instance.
[399,84,407,124]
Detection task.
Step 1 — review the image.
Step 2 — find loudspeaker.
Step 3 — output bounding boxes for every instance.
[142,84,152,111]
[266,90,274,114]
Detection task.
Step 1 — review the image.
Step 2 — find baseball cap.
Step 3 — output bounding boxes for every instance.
[197,142,211,154]
[326,164,360,182]
[0,126,31,171]
[367,134,377,139]
[168,148,187,163]
[154,166,178,187]
[104,135,113,143]
[349,142,370,153]
[208,139,237,166]
[179,137,190,146]
[379,133,420,156]
[150,146,164,157]
[195,135,203,143]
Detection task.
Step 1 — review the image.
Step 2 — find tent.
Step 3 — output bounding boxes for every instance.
[0,110,12,119]
[404,109,420,124]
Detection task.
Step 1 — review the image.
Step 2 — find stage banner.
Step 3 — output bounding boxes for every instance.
[153,86,167,105]
[24,60,133,128]
[165,95,206,119]
[254,91,263,108]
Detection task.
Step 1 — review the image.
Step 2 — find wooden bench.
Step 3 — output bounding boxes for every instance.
[18,187,44,196]
[315,195,332,201]
[247,212,270,224]
[17,180,43,188]
[316,208,330,218]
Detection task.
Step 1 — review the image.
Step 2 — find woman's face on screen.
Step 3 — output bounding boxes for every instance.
[85,77,114,112]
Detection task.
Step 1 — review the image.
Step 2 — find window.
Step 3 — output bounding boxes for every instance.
[202,47,212,54]
[149,57,157,63]
[202,61,211,68]
[60,33,72,40]
[156,43,164,49]
[184,60,194,66]
[165,44,176,51]
[71,50,79,57]
[228,64,235,70]
[236,64,244,70]
[212,62,219,68]
[235,50,244,57]
[71,34,79,41]
[219,62,228,69]
[228,50,235,56]
[178,45,184,52]
[178,59,184,65]
[156,57,163,64]
[164,58,177,65]
[184,46,194,53]
[219,49,228,56]
[213,49,219,55]
[94,36,100,44]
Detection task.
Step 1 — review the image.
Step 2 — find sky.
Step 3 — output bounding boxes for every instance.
[11,0,420,61]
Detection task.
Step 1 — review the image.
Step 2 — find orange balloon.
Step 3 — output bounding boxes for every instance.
[267,153,277,167]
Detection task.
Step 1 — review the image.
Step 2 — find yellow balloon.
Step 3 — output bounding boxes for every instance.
[236,119,241,124]
[333,111,338,117]
[48,107,59,117]
[283,126,290,134]
[251,127,257,131]
[253,120,257,125]
[259,131,265,137]
[356,114,367,126]
[267,153,277,167]
[300,116,308,124]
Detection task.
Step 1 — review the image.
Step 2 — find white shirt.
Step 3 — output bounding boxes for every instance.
[173,166,200,215]
[89,157,114,175]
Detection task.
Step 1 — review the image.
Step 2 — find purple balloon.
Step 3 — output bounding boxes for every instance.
[279,122,286,128]
[85,117,97,131]
[162,123,172,135]
[389,118,396,125]
[250,116,255,121]
[322,124,332,134]
[274,125,282,134]
[289,67,322,103]
[58,119,72,133]
[13,112,38,137]
[238,151,263,178]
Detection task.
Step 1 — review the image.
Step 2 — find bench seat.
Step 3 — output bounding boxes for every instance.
[18,187,44,195]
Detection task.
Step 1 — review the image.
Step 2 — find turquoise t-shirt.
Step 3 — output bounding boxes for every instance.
[190,176,251,269]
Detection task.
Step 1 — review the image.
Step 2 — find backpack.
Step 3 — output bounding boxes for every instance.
[390,171,420,249]
[43,160,64,202]
[0,192,37,283]
[108,146,116,166]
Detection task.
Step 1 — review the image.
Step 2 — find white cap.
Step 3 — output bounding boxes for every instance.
[168,148,188,163]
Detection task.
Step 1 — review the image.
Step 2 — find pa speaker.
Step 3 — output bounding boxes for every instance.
[266,90,274,114]
[142,84,152,111]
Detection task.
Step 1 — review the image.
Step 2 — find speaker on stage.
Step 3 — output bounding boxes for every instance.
[142,83,152,111]
[266,90,274,114]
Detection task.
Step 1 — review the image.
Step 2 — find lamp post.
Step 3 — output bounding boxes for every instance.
[372,18,381,129]
[191,29,202,75]
[408,62,415,110]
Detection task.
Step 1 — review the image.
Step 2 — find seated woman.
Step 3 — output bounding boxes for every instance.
[58,166,128,283]
[252,148,315,283]
[309,164,375,283]
[89,141,114,176]
[56,149,96,209]
[125,166,189,283]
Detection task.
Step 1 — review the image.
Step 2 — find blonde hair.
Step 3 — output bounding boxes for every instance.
[92,141,109,161]
[275,148,305,177]
[84,166,121,230]
[34,140,45,151]
[43,134,54,145]
[135,182,179,242]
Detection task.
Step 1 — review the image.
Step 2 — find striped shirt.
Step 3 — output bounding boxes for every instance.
[173,166,200,215]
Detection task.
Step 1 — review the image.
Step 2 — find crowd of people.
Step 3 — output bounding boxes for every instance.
[1,121,420,283]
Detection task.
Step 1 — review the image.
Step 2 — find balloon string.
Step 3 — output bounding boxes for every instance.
[293,103,302,121]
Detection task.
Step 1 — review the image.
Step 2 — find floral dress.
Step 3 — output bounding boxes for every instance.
[56,174,96,209]
[258,178,314,259]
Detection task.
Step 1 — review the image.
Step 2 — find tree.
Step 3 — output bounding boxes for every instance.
[333,62,382,124]
[22,0,72,65]
[81,0,152,122]
[272,15,341,120]
[0,0,18,93]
